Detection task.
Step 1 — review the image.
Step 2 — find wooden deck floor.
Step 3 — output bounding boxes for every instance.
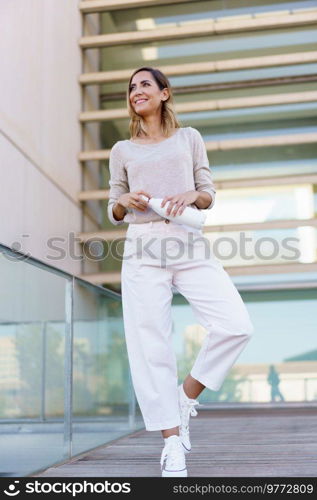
[33,406,317,477]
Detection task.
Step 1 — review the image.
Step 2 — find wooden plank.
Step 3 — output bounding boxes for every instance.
[79,51,317,85]
[32,407,317,477]
[79,11,317,48]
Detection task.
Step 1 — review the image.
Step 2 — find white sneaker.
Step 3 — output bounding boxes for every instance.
[178,384,200,453]
[160,435,187,477]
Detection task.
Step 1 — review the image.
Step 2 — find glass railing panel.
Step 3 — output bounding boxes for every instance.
[72,279,143,456]
[0,250,67,477]
[172,286,317,404]
[0,245,140,477]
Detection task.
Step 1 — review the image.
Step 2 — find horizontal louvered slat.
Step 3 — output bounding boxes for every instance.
[79,51,317,85]
[79,91,317,122]
[78,174,317,201]
[80,261,317,285]
[77,217,317,243]
[79,11,317,48]
[79,0,194,13]
[78,133,317,162]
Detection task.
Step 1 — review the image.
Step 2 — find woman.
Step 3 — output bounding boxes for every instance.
[107,67,254,477]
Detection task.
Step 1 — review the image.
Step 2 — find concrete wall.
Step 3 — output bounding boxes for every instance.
[0,0,95,276]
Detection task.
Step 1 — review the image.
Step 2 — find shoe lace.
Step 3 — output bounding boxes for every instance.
[180,399,199,435]
[160,440,184,469]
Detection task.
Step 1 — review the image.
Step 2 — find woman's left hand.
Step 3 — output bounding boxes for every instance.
[161,190,199,217]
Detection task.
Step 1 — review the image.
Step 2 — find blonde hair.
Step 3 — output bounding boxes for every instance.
[126,66,182,139]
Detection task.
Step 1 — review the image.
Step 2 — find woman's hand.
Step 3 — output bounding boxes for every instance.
[118,190,151,212]
[161,190,199,217]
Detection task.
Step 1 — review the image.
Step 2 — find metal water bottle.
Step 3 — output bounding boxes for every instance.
[139,195,207,230]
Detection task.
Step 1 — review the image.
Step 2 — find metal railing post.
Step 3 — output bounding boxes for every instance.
[128,370,136,430]
[63,277,74,459]
[40,321,47,422]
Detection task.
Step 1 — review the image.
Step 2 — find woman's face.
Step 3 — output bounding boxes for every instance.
[129,70,168,117]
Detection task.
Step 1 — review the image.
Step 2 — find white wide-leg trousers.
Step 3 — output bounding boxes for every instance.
[121,219,254,431]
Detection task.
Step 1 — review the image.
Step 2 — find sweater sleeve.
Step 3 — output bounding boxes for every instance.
[107,143,129,225]
[190,127,216,209]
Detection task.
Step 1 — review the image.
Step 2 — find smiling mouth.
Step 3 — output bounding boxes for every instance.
[135,99,148,104]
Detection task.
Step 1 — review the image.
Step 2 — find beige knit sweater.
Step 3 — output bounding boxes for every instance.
[107,126,216,225]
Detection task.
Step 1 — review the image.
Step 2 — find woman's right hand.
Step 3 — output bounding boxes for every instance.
[118,190,152,212]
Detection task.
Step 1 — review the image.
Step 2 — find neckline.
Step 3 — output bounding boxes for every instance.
[128,128,182,146]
